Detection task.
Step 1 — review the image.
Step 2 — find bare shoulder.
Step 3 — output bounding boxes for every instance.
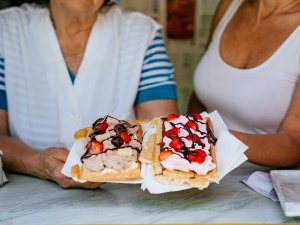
[210,0,233,34]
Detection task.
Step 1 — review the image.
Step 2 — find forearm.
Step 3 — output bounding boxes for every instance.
[0,135,44,178]
[232,131,300,167]
[135,100,179,120]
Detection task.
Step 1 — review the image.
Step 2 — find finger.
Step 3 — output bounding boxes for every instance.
[44,149,101,189]
[59,178,101,189]
[52,168,101,189]
[39,148,70,181]
[69,180,102,189]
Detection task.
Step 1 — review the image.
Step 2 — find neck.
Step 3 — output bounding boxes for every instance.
[49,1,100,57]
[49,1,97,35]
[255,0,300,19]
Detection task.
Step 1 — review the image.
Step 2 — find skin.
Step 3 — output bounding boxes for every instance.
[188,0,300,167]
[1,0,179,189]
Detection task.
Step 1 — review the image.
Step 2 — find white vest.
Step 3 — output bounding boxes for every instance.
[194,0,300,135]
[1,4,160,151]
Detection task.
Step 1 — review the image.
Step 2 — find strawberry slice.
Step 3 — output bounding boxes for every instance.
[192,114,203,121]
[169,138,183,150]
[192,134,201,145]
[188,149,206,164]
[159,150,173,161]
[186,121,197,130]
[94,122,109,134]
[120,132,131,143]
[166,114,178,122]
[90,140,103,154]
[164,127,179,138]
[186,135,193,141]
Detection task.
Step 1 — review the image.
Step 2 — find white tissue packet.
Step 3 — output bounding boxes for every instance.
[0,150,9,186]
[242,171,279,202]
[270,170,300,217]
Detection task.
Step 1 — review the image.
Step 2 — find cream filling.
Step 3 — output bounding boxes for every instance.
[99,162,139,174]
[84,152,138,173]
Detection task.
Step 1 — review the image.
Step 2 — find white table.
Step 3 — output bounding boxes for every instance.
[1,162,299,225]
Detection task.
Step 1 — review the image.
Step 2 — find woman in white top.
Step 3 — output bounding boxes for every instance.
[189,0,300,167]
[0,0,178,188]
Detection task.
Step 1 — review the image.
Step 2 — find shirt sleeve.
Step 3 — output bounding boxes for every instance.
[134,30,177,105]
[0,19,7,111]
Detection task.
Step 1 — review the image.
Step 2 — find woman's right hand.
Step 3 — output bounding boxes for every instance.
[38,147,101,189]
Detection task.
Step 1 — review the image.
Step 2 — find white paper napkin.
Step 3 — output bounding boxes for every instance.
[242,171,279,202]
[61,139,87,183]
[141,110,248,194]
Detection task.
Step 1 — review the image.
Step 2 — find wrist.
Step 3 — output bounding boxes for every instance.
[31,151,49,180]
[20,150,47,179]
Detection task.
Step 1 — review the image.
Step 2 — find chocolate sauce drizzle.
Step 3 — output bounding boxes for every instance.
[81,116,142,162]
[207,128,217,145]
[162,116,217,161]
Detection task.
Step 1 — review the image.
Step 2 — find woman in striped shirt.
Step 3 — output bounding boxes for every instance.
[0,0,178,188]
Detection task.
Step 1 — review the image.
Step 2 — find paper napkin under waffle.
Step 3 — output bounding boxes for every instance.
[140,111,248,194]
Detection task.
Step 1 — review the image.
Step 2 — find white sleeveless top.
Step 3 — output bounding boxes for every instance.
[194,0,300,134]
[0,4,159,151]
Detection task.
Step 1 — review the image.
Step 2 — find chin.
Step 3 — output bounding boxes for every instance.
[54,0,105,14]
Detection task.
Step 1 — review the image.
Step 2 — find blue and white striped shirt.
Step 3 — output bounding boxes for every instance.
[135,30,176,104]
[0,30,176,110]
[0,56,6,110]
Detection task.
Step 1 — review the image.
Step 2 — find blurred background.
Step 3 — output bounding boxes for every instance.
[0,0,219,114]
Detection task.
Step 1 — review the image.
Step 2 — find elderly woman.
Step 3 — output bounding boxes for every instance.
[189,0,300,167]
[0,0,178,188]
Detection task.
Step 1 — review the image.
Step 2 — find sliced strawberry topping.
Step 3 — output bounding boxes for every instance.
[192,134,201,145]
[186,135,193,141]
[192,113,203,121]
[166,114,178,122]
[120,132,131,143]
[185,133,202,145]
[169,138,183,150]
[159,150,173,161]
[164,127,179,138]
[188,149,206,164]
[186,120,197,130]
[94,122,109,134]
[90,140,103,155]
